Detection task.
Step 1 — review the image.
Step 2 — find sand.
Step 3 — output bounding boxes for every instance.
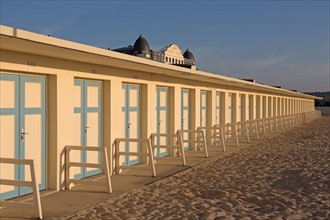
[60,116,329,220]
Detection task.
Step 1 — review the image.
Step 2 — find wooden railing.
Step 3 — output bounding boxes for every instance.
[177,129,208,157]
[65,146,112,193]
[0,158,43,219]
[235,121,250,143]
[208,125,226,152]
[114,138,156,177]
[149,133,187,166]
[224,123,240,147]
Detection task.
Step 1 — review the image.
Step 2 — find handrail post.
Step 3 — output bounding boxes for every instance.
[220,126,226,152]
[110,143,114,175]
[234,124,239,147]
[30,160,43,219]
[115,140,120,174]
[147,140,156,177]
[245,122,250,143]
[102,147,112,193]
[65,147,70,189]
[178,133,186,166]
[262,119,267,136]
[150,134,157,158]
[201,130,208,158]
[255,121,259,139]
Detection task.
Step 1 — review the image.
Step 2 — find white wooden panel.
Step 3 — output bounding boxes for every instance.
[201,110,207,127]
[87,86,99,108]
[0,115,16,193]
[215,93,221,125]
[159,91,166,106]
[130,89,138,107]
[183,110,189,140]
[238,94,242,122]
[183,92,189,106]
[159,111,167,134]
[86,112,99,172]
[24,82,41,108]
[86,112,99,147]
[0,80,15,108]
[227,93,232,124]
[216,93,220,106]
[128,111,138,162]
[119,142,125,166]
[70,113,82,178]
[201,93,206,106]
[119,108,126,166]
[24,114,42,184]
[159,111,167,154]
[254,96,257,119]
[73,85,81,108]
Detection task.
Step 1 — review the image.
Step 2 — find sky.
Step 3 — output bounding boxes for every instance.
[0,0,329,92]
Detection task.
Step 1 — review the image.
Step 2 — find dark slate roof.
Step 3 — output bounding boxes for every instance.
[183,48,195,62]
[133,34,150,54]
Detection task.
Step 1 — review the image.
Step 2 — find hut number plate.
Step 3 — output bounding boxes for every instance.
[27,61,36,67]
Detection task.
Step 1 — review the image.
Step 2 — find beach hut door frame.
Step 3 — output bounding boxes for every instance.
[122,84,141,166]
[0,73,46,200]
[156,86,169,157]
[181,89,190,150]
[215,92,221,125]
[73,79,102,179]
[200,91,207,127]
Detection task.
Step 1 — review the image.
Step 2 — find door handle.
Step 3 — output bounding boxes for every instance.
[84,125,90,133]
[21,128,29,142]
[128,123,132,129]
[158,120,162,126]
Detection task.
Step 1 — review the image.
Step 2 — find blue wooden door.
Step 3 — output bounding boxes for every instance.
[227,93,233,123]
[238,94,242,122]
[215,92,221,125]
[200,91,207,127]
[122,84,140,166]
[74,79,102,179]
[156,87,168,157]
[0,74,46,200]
[181,89,190,150]
[248,95,252,120]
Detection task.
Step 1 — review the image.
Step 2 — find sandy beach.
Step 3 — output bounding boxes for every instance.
[60,116,329,220]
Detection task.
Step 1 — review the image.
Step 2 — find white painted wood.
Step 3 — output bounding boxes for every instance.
[64,146,112,193]
[114,139,156,176]
[0,158,43,219]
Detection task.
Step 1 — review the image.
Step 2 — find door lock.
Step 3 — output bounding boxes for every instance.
[84,125,90,133]
[21,128,29,142]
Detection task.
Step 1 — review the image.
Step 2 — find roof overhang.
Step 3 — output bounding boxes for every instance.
[0,25,321,100]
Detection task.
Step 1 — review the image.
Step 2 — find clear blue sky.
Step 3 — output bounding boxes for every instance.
[1,0,329,92]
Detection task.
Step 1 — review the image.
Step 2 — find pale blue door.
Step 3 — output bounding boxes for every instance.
[0,74,46,200]
[181,89,190,150]
[74,80,102,179]
[122,84,141,166]
[156,87,168,157]
[238,94,242,122]
[215,92,221,125]
[248,95,252,120]
[200,91,207,127]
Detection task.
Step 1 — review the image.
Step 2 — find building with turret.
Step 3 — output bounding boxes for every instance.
[113,35,196,69]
